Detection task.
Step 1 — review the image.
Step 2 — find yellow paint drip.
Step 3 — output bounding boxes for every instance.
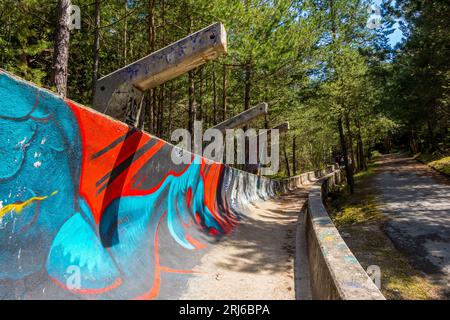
[0,191,58,220]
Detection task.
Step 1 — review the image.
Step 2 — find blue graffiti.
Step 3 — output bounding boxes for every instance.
[0,72,231,298]
[0,74,81,281]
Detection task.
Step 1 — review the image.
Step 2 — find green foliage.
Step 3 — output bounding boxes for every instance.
[0,0,447,175]
[0,0,54,86]
[381,0,450,153]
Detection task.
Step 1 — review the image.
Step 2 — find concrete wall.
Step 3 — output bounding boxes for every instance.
[301,170,385,300]
[0,70,282,299]
[0,70,384,300]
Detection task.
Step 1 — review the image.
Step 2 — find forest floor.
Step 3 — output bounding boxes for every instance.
[179,187,309,300]
[327,153,450,299]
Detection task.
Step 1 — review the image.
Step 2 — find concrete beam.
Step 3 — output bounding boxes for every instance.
[92,22,227,125]
[255,121,289,139]
[211,102,268,132]
[272,121,289,133]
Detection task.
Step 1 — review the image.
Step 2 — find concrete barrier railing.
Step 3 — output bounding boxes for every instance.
[300,170,385,300]
[277,165,336,193]
[221,164,384,300]
[0,69,382,299]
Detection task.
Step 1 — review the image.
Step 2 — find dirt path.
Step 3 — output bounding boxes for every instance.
[179,187,309,300]
[374,154,450,297]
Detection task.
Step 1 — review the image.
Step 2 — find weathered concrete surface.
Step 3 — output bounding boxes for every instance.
[0,70,385,300]
[374,154,450,296]
[0,69,309,300]
[211,102,268,132]
[179,188,309,300]
[93,23,227,125]
[304,170,385,300]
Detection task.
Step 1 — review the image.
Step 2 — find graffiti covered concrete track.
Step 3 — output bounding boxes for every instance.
[0,70,309,299]
[179,188,310,300]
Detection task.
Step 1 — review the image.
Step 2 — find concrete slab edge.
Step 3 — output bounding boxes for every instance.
[303,170,385,300]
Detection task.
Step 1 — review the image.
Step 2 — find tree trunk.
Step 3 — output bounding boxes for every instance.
[356,118,366,171]
[157,0,166,137]
[53,0,71,97]
[338,116,354,194]
[357,137,366,171]
[198,67,204,122]
[292,136,297,175]
[148,0,155,50]
[158,86,165,136]
[146,0,156,133]
[244,62,251,111]
[409,128,418,154]
[168,83,173,136]
[92,0,100,101]
[123,0,128,65]
[344,112,355,171]
[153,87,158,133]
[284,141,291,177]
[212,62,217,124]
[427,118,437,152]
[222,64,227,121]
[188,70,196,134]
[204,72,209,127]
[187,13,196,134]
[242,62,252,171]
[146,93,153,132]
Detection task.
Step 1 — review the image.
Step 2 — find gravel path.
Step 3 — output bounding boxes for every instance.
[179,188,309,300]
[373,154,450,296]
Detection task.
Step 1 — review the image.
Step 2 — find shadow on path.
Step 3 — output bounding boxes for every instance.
[374,154,450,297]
[179,188,309,300]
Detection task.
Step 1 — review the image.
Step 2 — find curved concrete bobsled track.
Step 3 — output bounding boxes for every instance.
[0,70,308,299]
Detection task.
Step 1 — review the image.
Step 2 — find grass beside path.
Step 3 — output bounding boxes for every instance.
[415,153,450,176]
[326,153,441,300]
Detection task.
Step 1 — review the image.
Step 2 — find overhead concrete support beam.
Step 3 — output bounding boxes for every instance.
[92,23,227,125]
[272,121,289,133]
[211,102,268,132]
[255,121,289,139]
